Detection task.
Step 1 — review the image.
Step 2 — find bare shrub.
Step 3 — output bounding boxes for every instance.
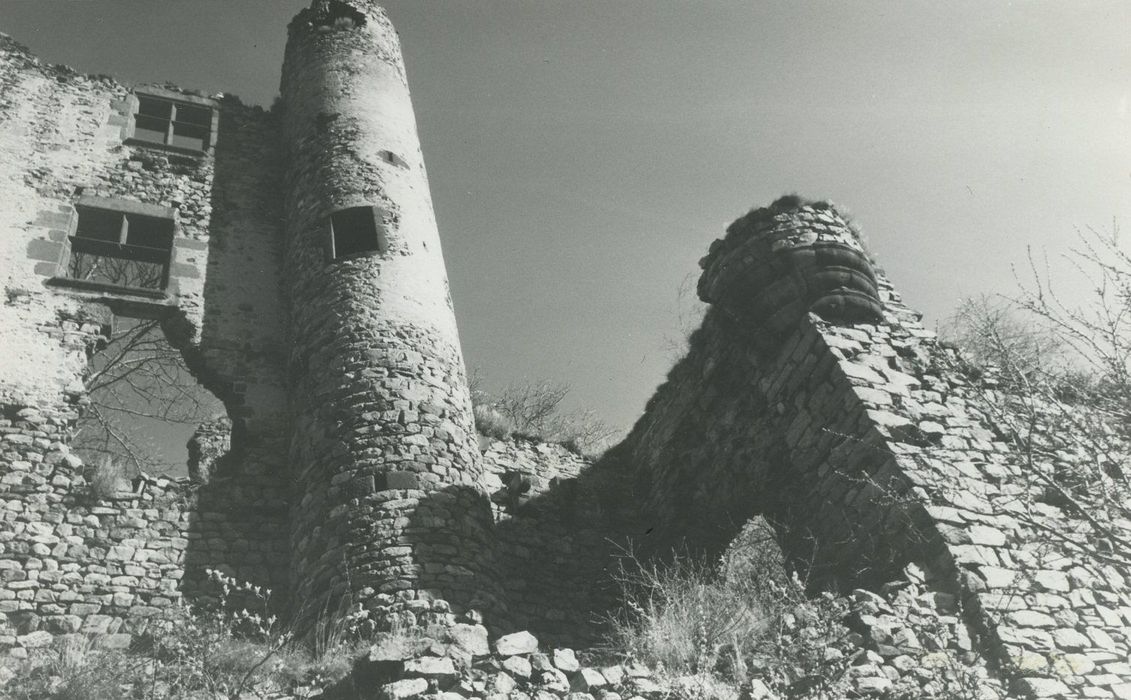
[496,379,570,434]
[76,316,223,477]
[473,402,513,440]
[552,407,619,456]
[607,551,770,677]
[943,223,1131,572]
[136,569,292,697]
[605,531,856,696]
[940,294,1062,383]
[86,456,127,500]
[1016,223,1131,409]
[472,373,620,454]
[12,636,139,700]
[9,573,375,699]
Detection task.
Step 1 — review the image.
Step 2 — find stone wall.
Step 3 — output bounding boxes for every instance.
[0,28,291,656]
[613,200,1131,698]
[479,438,630,647]
[0,405,290,658]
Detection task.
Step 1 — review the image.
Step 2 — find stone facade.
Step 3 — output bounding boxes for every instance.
[1,3,1129,697]
[0,21,291,657]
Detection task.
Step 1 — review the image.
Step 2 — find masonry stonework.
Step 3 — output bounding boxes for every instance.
[280,0,499,629]
[608,201,1131,698]
[1,3,1128,698]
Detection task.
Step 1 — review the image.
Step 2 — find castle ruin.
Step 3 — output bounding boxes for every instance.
[1,2,1128,697]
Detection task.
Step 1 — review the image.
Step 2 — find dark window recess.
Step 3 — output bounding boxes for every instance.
[330,206,387,259]
[66,207,174,290]
[379,150,408,168]
[131,95,212,152]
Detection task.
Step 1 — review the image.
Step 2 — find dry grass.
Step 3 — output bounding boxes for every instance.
[605,544,777,683]
[604,519,860,696]
[473,402,514,440]
[87,456,127,500]
[6,570,375,699]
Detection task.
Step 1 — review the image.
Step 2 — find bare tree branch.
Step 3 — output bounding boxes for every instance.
[76,314,221,476]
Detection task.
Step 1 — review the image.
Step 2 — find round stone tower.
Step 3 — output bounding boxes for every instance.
[697,196,884,344]
[280,0,497,631]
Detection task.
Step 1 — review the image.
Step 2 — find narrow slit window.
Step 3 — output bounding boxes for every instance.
[329,206,386,260]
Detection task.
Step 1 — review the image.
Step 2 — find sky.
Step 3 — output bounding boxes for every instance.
[1,0,1128,437]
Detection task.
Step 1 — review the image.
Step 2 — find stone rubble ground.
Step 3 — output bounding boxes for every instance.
[236,567,1008,700]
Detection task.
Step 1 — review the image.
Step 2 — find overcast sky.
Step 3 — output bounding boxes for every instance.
[2,1,1128,435]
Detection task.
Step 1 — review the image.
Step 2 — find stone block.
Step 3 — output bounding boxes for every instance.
[15,630,52,648]
[502,655,532,679]
[1006,610,1057,628]
[1016,677,1069,697]
[1112,684,1131,700]
[489,671,516,695]
[495,630,538,656]
[553,647,580,672]
[380,677,428,700]
[25,239,63,263]
[368,632,430,663]
[446,623,489,657]
[572,668,607,692]
[403,656,458,682]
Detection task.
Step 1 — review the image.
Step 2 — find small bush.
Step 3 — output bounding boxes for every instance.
[13,636,139,700]
[607,552,771,678]
[7,571,385,699]
[606,524,858,696]
[87,457,128,500]
[473,402,513,440]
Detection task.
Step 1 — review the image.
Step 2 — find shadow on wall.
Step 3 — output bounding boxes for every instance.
[180,422,290,609]
[470,440,645,648]
[175,97,292,609]
[605,303,935,597]
[400,485,502,623]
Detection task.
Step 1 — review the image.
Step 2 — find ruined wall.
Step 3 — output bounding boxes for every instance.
[616,200,1131,698]
[0,33,291,656]
[479,438,631,647]
[0,411,287,656]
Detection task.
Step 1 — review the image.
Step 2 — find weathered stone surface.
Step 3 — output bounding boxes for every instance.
[371,633,431,663]
[553,648,581,672]
[447,623,490,657]
[380,677,429,700]
[502,655,532,679]
[572,668,607,692]
[403,656,458,681]
[489,671,517,695]
[1017,677,1070,697]
[495,630,539,656]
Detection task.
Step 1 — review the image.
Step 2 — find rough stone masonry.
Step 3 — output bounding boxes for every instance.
[0,1,1128,697]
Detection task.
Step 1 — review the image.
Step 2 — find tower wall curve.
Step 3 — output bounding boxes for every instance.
[279,0,499,629]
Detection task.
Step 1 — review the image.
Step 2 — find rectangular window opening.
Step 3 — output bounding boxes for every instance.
[175,105,211,126]
[63,206,174,291]
[130,94,213,153]
[137,99,172,119]
[330,206,387,260]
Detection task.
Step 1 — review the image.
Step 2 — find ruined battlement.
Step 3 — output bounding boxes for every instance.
[697,198,884,340]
